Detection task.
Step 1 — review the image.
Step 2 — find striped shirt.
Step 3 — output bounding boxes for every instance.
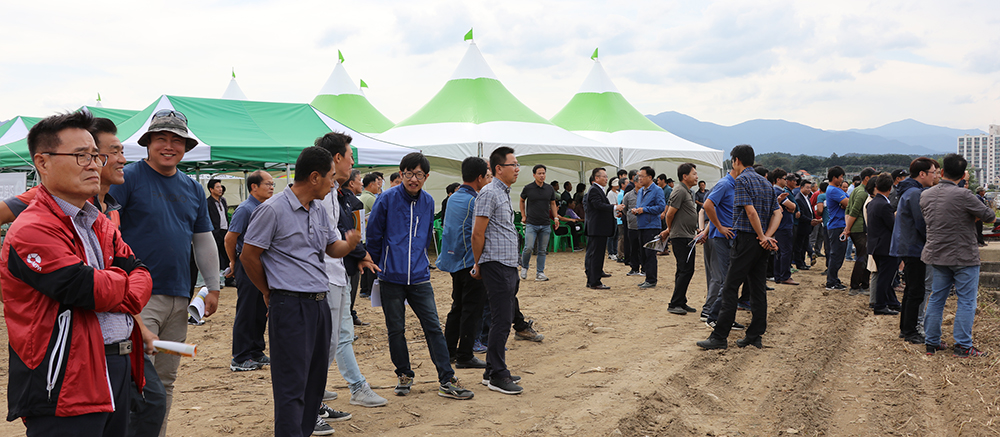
[474,178,518,267]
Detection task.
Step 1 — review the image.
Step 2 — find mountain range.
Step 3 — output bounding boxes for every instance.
[645,111,985,157]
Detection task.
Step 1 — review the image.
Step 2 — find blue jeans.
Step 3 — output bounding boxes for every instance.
[380,281,454,384]
[924,265,980,348]
[703,238,731,316]
[328,283,367,393]
[520,224,551,273]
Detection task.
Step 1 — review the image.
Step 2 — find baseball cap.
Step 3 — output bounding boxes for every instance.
[137,109,198,151]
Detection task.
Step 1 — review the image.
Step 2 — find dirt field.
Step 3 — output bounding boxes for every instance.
[4,246,1000,436]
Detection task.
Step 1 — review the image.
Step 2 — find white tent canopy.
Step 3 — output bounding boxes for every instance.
[222,77,248,100]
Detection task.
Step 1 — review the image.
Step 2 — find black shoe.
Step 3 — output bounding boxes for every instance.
[487,377,523,395]
[888,305,902,311]
[667,306,687,315]
[696,337,728,350]
[601,272,612,278]
[736,337,763,349]
[587,284,610,290]
[873,308,899,316]
[797,265,811,270]
[455,357,488,369]
[903,334,925,345]
[353,315,370,326]
[765,285,775,291]
[680,304,697,313]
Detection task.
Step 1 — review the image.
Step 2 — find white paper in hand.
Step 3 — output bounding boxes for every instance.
[370,278,407,307]
[188,287,209,322]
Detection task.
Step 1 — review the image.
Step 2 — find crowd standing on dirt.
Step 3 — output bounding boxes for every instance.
[1,110,996,437]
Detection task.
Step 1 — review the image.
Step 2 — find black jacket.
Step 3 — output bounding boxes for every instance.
[583,183,615,237]
[207,196,228,230]
[866,194,894,256]
[794,190,814,223]
[336,188,367,274]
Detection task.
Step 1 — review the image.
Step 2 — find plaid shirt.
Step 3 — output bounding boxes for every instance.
[474,177,519,267]
[733,167,779,234]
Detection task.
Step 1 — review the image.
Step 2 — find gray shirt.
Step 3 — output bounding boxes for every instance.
[668,183,699,239]
[244,186,339,293]
[920,179,995,266]
[474,178,518,267]
[53,195,132,344]
[623,189,638,230]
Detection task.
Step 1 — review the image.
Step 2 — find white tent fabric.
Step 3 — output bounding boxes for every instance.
[377,41,611,170]
[311,108,414,166]
[317,61,362,96]
[0,117,32,146]
[222,78,248,100]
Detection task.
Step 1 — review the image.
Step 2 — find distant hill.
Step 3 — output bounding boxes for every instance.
[646,111,973,157]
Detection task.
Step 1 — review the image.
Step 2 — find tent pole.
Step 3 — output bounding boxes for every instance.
[619,147,623,171]
[579,161,585,185]
[478,141,483,158]
[285,163,291,189]
[242,170,248,202]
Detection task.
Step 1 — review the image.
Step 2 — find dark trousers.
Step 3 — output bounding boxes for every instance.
[711,232,769,341]
[268,292,331,437]
[608,225,618,256]
[670,238,695,307]
[873,255,901,310]
[627,228,642,272]
[445,267,486,362]
[793,223,812,268]
[232,259,268,362]
[360,269,375,296]
[27,354,130,437]
[380,281,454,384]
[899,256,926,337]
[128,355,166,437]
[977,221,985,245]
[639,229,660,284]
[349,271,360,319]
[849,233,870,289]
[826,227,847,286]
[480,262,518,381]
[585,234,608,287]
[773,228,794,281]
[212,228,229,267]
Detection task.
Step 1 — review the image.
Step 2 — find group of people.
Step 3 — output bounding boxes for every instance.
[2,109,994,437]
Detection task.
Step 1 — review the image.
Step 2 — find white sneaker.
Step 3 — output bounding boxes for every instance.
[520,267,528,279]
[350,383,388,407]
[535,272,549,281]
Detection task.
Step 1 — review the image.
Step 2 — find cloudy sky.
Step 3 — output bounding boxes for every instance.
[2,0,998,131]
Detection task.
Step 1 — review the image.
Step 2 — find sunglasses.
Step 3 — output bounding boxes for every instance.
[153,109,188,123]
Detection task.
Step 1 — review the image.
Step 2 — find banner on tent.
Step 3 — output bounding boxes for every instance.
[0,172,27,199]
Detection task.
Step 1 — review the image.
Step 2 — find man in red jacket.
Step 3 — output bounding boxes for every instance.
[1,111,152,436]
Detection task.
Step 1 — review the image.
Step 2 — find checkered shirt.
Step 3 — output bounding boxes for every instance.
[473,177,519,267]
[732,167,779,234]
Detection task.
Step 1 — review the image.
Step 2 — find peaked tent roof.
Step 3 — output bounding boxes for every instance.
[550,58,723,169]
[0,108,140,169]
[222,78,248,100]
[117,95,414,170]
[377,41,613,170]
[311,57,394,134]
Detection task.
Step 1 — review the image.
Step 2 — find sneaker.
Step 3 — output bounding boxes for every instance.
[515,320,544,342]
[848,288,861,296]
[481,374,521,386]
[860,288,871,296]
[825,283,846,291]
[926,342,949,355]
[626,271,645,276]
[323,390,338,401]
[254,355,271,365]
[313,416,335,435]
[638,281,656,289]
[737,301,751,311]
[359,292,371,299]
[520,267,528,280]
[230,358,262,372]
[188,316,205,326]
[438,377,474,400]
[472,339,487,354]
[705,320,717,329]
[608,254,617,260]
[394,375,413,396]
[699,313,709,322]
[535,272,549,281]
[667,306,687,315]
[680,304,697,313]
[953,345,988,358]
[732,321,746,330]
[487,377,523,395]
[350,383,388,407]
[318,403,351,422]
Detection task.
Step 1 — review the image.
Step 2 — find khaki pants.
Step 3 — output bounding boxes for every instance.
[140,295,189,437]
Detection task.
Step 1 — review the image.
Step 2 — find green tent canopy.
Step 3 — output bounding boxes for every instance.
[119,95,414,171]
[0,108,138,169]
[310,56,394,134]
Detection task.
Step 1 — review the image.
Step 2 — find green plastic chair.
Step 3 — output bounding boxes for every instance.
[549,220,574,252]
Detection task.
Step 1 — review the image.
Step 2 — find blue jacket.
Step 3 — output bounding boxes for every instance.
[436,184,476,273]
[367,185,434,285]
[635,184,666,229]
[889,177,926,258]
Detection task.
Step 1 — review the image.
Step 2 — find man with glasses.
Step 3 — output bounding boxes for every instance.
[225,170,275,372]
[110,109,221,436]
[3,111,152,435]
[367,152,474,401]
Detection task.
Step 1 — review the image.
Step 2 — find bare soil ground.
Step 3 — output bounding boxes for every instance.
[4,247,1000,436]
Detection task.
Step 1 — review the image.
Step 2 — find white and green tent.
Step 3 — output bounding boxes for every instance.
[119,95,414,170]
[0,107,140,169]
[550,55,723,170]
[377,39,612,171]
[222,75,248,100]
[311,52,394,134]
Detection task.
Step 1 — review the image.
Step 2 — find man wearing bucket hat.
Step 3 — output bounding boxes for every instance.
[110,109,221,437]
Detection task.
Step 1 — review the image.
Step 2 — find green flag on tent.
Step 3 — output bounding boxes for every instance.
[464,28,473,41]
[591,48,598,60]
[338,50,345,63]
[97,93,102,102]
[359,79,368,89]
[232,68,236,79]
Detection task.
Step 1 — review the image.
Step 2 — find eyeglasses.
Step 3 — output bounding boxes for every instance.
[42,152,108,167]
[498,162,520,168]
[262,182,276,187]
[402,171,426,181]
[153,109,188,122]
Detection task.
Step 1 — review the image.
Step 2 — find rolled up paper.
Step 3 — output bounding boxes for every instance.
[188,287,209,322]
[153,340,197,357]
